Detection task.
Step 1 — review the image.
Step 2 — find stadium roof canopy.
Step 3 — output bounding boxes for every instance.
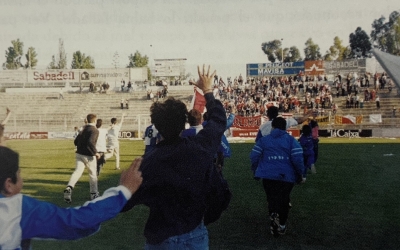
[372,49,400,88]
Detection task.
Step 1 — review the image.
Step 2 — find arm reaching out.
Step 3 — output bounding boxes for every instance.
[119,113,126,126]
[1,107,11,126]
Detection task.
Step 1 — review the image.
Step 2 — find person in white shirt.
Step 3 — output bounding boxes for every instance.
[96,119,108,176]
[106,114,125,170]
[0,108,11,146]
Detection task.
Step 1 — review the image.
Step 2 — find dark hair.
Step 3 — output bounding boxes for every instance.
[310,120,318,128]
[203,112,209,121]
[0,147,19,191]
[271,117,286,130]
[96,119,103,128]
[187,109,202,126]
[301,124,312,136]
[267,106,279,120]
[86,114,97,123]
[150,97,188,140]
[111,118,117,124]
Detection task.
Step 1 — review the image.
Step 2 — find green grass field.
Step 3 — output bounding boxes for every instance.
[5,138,400,250]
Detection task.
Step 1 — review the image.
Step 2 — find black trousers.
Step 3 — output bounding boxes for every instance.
[262,179,294,225]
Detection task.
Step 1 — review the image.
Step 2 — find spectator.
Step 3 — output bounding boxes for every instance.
[376,95,380,109]
[0,146,142,250]
[59,88,64,100]
[181,109,203,137]
[121,80,125,92]
[89,81,94,92]
[255,106,279,142]
[149,91,154,102]
[250,117,305,236]
[121,65,228,248]
[125,99,129,109]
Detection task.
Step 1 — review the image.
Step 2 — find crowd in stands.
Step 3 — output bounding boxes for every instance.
[205,71,391,117]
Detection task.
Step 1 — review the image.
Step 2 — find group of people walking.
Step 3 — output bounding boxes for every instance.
[1,64,324,248]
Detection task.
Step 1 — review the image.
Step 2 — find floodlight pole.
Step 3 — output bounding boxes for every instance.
[281,38,284,63]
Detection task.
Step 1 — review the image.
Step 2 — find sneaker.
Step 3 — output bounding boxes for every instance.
[278,224,287,235]
[64,186,72,204]
[311,164,317,174]
[269,213,279,237]
[90,192,100,200]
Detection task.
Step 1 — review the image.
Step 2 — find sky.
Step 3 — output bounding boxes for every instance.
[1,0,399,78]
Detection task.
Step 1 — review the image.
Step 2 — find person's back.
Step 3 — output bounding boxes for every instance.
[299,125,315,175]
[181,108,203,138]
[252,126,303,183]
[122,65,227,248]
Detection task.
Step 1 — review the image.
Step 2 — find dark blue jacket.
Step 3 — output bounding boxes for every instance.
[122,93,226,244]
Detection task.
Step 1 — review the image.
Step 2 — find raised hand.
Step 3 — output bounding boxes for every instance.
[194,64,216,94]
[120,157,143,194]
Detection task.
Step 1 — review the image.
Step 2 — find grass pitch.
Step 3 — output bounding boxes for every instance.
[5,138,400,250]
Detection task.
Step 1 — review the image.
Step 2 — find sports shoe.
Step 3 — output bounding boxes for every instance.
[278,224,287,235]
[90,192,100,200]
[64,186,72,204]
[269,213,279,237]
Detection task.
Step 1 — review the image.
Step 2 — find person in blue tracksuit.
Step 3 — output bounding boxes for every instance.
[298,124,315,176]
[250,117,305,236]
[0,146,143,250]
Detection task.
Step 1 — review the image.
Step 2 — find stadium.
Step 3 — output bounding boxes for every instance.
[2,1,400,248]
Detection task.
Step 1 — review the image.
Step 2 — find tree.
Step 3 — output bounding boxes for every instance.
[370,15,386,43]
[261,39,281,63]
[370,11,400,55]
[389,11,400,25]
[393,17,400,55]
[127,51,149,68]
[48,55,58,69]
[47,39,67,69]
[127,51,151,79]
[57,39,67,69]
[304,38,322,61]
[285,46,302,62]
[349,27,372,58]
[323,36,348,61]
[4,39,24,69]
[71,51,95,69]
[24,47,38,69]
